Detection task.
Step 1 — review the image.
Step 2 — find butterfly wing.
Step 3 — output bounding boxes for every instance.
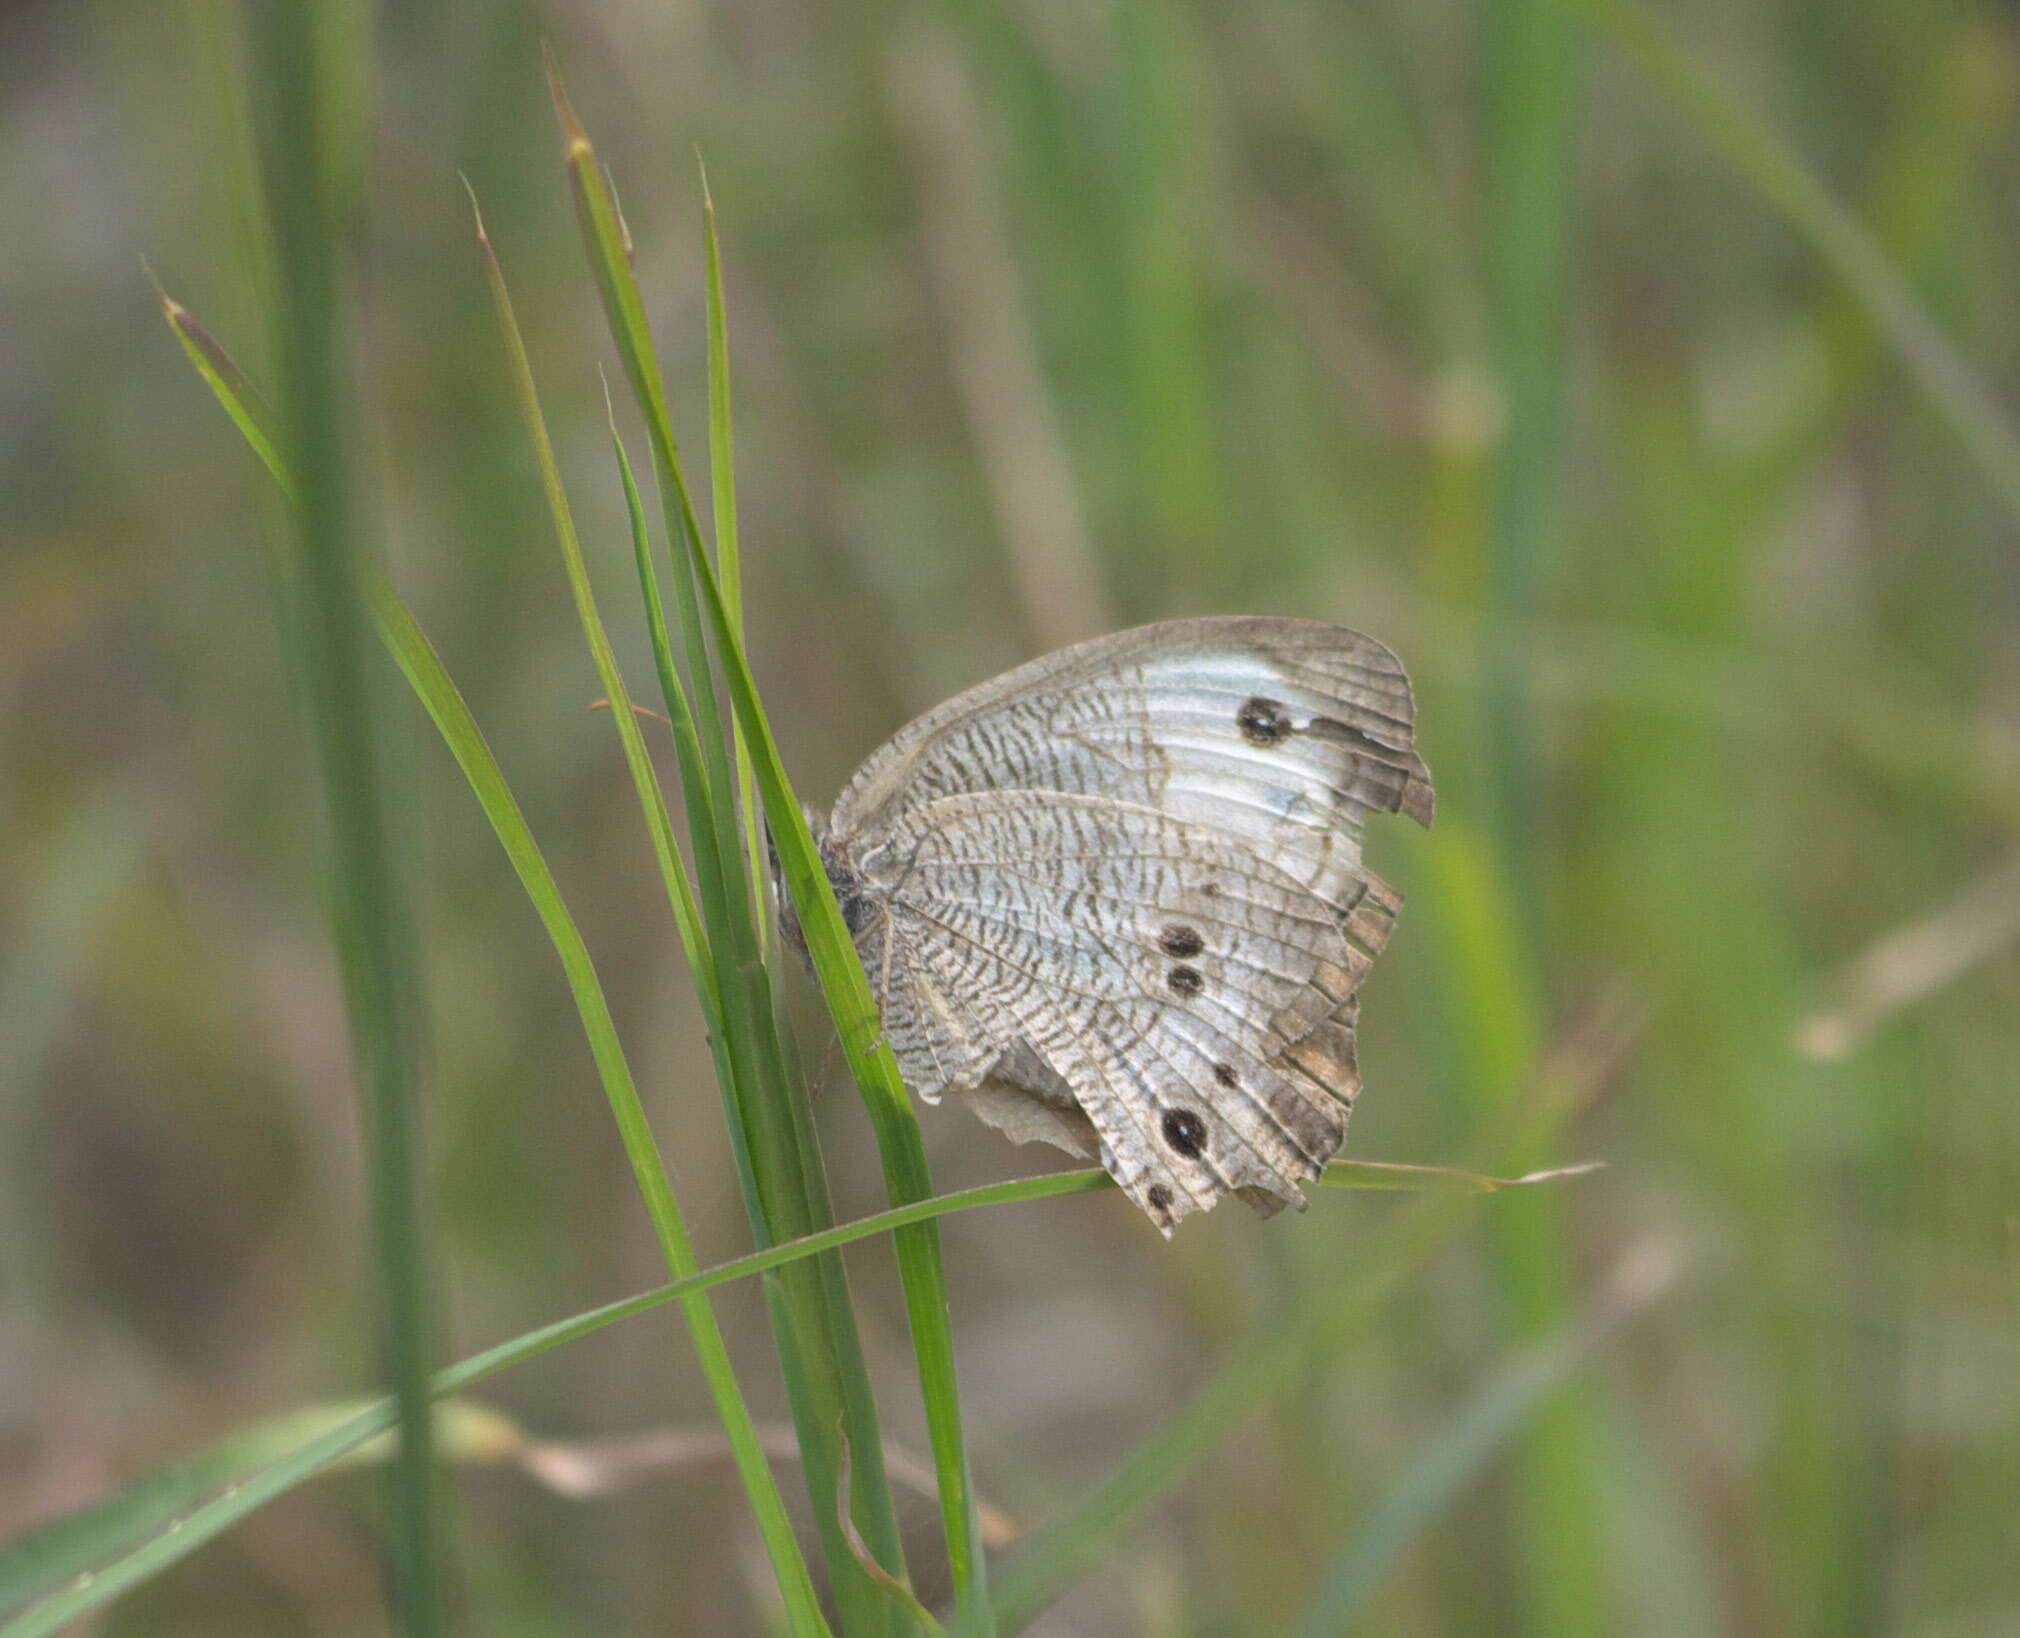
[827,616,1432,881]
[821,616,1430,1231]
[869,789,1405,1232]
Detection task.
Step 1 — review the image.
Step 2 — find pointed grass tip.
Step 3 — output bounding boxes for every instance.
[143,260,226,362]
[140,256,179,319]
[458,173,494,252]
[1507,1160,1606,1188]
[541,43,595,163]
[695,147,717,215]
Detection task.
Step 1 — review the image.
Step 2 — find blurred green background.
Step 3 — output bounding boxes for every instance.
[4,0,2018,1633]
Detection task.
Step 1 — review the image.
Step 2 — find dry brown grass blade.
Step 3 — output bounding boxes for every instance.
[884,23,1111,653]
[512,1424,1023,1552]
[1797,850,2020,1060]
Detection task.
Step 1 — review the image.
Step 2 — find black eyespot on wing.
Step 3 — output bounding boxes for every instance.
[1158,924,1205,959]
[1147,1183,1173,1210]
[1213,1061,1239,1088]
[1162,1108,1207,1157]
[1167,964,1204,997]
[1237,695,1292,746]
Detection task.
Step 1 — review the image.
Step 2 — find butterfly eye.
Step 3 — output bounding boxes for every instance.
[1237,695,1293,746]
[1162,1108,1208,1157]
[1158,924,1205,959]
[1166,965,1204,997]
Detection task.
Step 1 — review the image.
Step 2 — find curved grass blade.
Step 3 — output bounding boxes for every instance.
[372,509,829,1636]
[464,186,717,1028]
[0,1154,1573,1636]
[557,118,921,1623]
[654,391,996,1634]
[547,72,913,1629]
[602,399,913,1635]
[836,1427,951,1638]
[550,134,995,1619]
[0,1398,496,1631]
[598,390,763,1214]
[156,279,829,1637]
[149,267,294,503]
[699,163,769,936]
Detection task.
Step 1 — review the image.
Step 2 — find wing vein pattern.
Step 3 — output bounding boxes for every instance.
[801,615,1431,1233]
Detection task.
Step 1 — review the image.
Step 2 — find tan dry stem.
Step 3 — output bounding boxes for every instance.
[1798,850,2020,1060]
[887,25,1112,653]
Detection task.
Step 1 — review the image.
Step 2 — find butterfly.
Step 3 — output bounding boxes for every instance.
[792,616,1432,1235]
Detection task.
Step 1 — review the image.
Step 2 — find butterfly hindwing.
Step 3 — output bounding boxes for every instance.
[875,789,1397,1232]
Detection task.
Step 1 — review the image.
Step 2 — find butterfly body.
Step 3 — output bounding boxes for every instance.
[801,616,1431,1234]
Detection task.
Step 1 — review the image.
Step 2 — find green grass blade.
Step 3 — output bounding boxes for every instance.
[700,164,770,941]
[603,406,911,1629]
[548,78,915,1629]
[155,277,828,1636]
[371,584,829,1637]
[1584,0,2020,526]
[0,1152,1555,1635]
[601,399,767,1214]
[579,144,993,1612]
[545,63,735,831]
[461,197,835,1635]
[465,188,716,1019]
[366,587,684,1282]
[0,1406,413,1638]
[4,1176,1060,1637]
[1480,15,1607,1619]
[1480,0,1582,864]
[239,7,442,1628]
[0,1401,421,1631]
[1420,810,1616,1634]
[149,270,295,503]
[657,404,995,1632]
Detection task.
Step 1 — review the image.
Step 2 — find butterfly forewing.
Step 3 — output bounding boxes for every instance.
[829,617,1432,844]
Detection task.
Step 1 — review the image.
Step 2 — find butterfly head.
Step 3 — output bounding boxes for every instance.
[768,806,876,966]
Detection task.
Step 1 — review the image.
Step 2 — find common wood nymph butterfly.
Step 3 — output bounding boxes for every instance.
[790,617,1432,1234]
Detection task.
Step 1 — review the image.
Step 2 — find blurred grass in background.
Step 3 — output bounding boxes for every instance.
[4,0,2019,1633]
